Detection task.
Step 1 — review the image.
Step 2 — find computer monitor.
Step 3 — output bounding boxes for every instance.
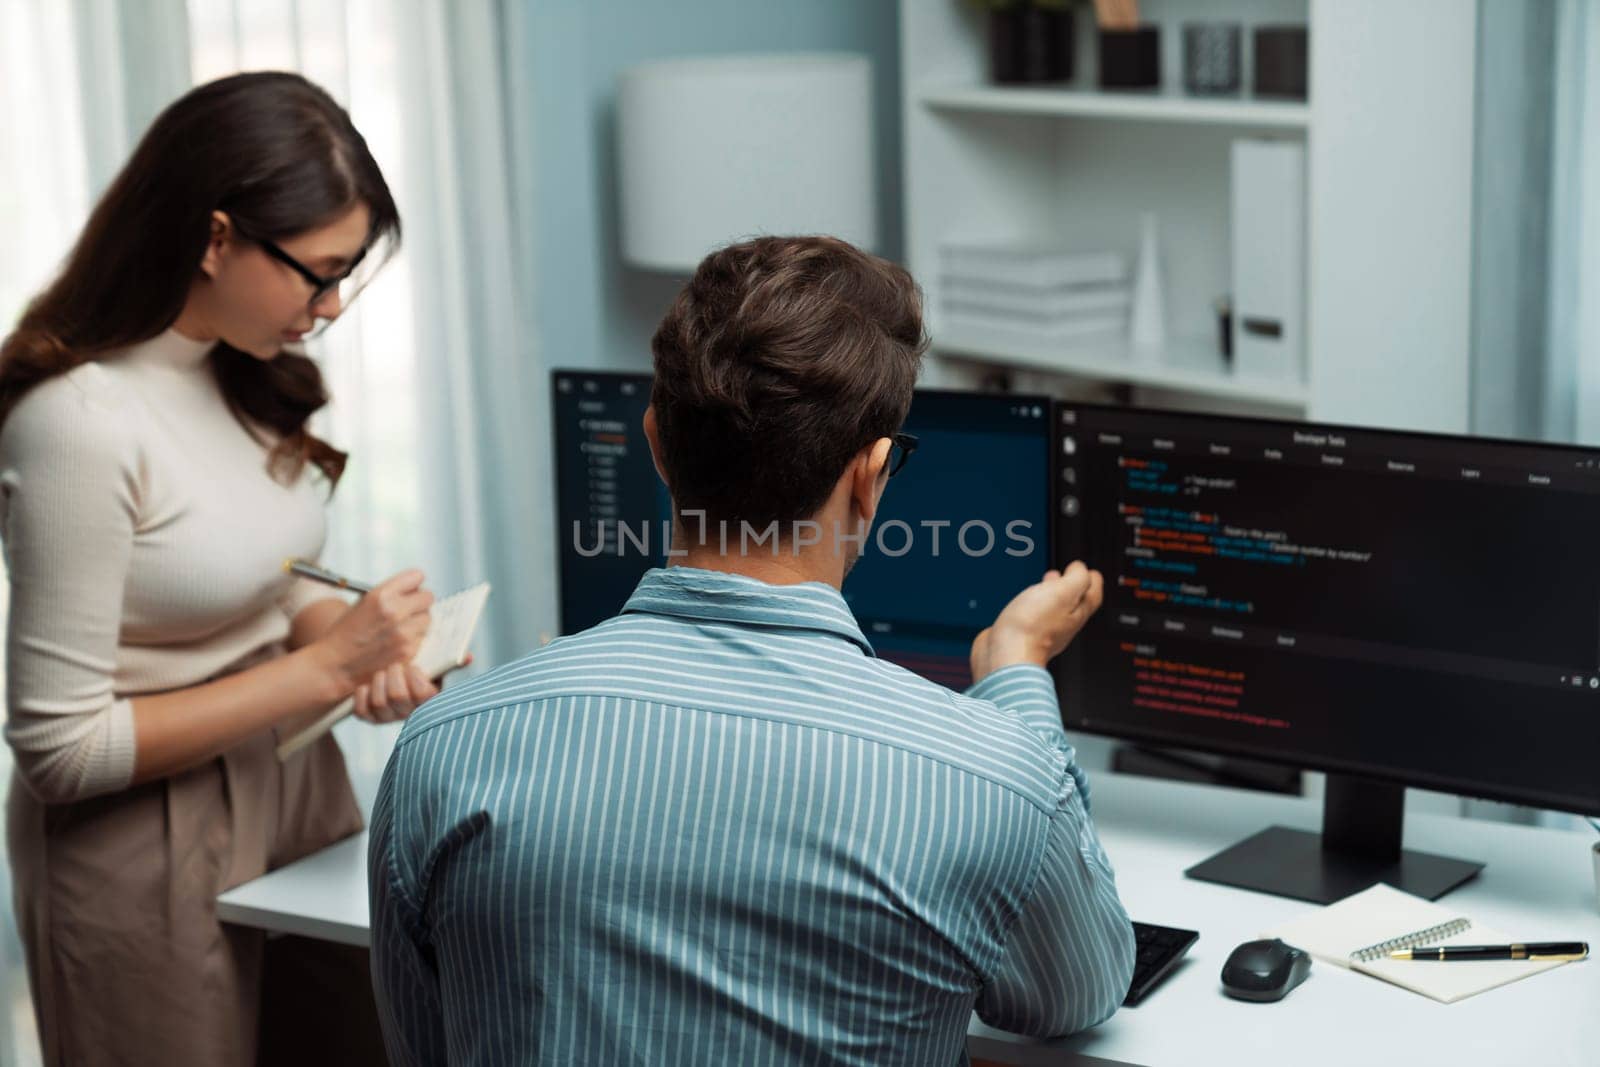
[841,389,1054,689]
[1055,401,1600,903]
[551,371,1054,689]
[551,371,665,634]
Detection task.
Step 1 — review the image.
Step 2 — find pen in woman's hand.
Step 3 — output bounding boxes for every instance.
[284,557,373,595]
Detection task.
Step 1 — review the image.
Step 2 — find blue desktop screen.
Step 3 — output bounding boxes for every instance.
[551,372,1053,689]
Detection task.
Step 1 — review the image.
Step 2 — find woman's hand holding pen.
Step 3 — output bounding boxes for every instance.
[306,569,434,698]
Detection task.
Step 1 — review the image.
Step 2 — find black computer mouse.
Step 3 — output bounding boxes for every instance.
[1220,938,1312,1002]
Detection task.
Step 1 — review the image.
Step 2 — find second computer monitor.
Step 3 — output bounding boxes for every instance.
[843,389,1053,689]
[552,372,664,634]
[551,371,1053,689]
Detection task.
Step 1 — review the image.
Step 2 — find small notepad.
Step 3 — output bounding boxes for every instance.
[1264,883,1569,1003]
[276,582,491,760]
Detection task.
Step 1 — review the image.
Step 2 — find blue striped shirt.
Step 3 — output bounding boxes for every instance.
[369,566,1134,1066]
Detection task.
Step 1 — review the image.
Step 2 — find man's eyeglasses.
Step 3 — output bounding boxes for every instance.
[236,224,382,330]
[888,432,919,478]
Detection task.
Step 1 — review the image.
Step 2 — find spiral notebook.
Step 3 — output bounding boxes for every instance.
[1264,883,1570,1003]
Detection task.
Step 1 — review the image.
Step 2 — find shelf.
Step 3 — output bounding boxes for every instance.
[918,84,1311,130]
[932,328,1309,408]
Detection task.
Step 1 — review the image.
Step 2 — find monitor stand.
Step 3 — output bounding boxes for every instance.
[1184,774,1484,904]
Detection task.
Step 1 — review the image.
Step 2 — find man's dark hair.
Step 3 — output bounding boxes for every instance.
[650,235,927,531]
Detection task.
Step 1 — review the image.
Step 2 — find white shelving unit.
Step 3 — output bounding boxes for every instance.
[934,327,1309,407]
[901,0,1480,430]
[918,84,1311,130]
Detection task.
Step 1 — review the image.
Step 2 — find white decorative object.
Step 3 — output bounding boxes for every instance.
[1231,139,1307,380]
[617,53,878,273]
[1129,212,1166,356]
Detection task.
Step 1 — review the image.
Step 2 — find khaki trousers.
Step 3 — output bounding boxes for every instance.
[8,722,368,1066]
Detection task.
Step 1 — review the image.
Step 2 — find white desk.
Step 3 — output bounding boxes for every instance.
[218,830,371,947]
[969,775,1600,1066]
[218,773,1600,1066]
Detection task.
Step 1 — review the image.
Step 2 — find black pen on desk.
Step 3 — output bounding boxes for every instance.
[1389,942,1589,962]
[283,558,373,595]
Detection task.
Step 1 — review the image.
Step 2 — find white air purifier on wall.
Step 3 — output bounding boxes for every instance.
[617,53,878,274]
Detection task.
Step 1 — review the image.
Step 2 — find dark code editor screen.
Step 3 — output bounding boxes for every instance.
[1055,404,1600,815]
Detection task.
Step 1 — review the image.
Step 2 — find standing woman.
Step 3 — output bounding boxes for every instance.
[1,72,440,1065]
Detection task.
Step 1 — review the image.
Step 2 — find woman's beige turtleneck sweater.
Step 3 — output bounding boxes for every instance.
[0,329,335,803]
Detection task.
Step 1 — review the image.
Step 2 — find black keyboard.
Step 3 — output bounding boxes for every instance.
[1124,921,1199,1006]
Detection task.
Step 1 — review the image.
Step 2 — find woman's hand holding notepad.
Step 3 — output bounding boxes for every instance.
[276,582,492,760]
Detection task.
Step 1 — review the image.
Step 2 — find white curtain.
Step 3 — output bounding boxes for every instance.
[0,1,93,325]
[70,0,193,189]
[1553,1,1600,440]
[184,0,550,799]
[0,6,121,1060]
[1472,0,1600,443]
[388,0,553,679]
[1469,0,1599,830]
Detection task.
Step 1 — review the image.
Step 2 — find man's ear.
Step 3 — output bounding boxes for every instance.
[199,210,232,280]
[851,437,894,525]
[642,405,671,489]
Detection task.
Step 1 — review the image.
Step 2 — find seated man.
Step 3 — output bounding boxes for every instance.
[369,235,1135,1066]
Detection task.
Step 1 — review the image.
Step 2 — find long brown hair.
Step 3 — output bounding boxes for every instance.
[0,71,401,488]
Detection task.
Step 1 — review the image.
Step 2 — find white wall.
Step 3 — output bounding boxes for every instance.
[526,0,903,373]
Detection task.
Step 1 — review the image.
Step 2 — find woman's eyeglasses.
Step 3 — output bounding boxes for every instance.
[235,223,383,333]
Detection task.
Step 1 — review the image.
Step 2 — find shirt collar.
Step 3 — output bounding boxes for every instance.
[621,566,875,656]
